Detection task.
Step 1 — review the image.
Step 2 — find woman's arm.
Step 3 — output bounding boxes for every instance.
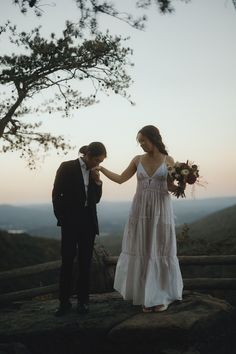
[166,156,178,193]
[166,155,186,196]
[167,177,178,193]
[99,156,139,184]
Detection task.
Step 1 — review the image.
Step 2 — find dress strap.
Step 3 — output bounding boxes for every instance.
[136,155,143,166]
[134,155,142,169]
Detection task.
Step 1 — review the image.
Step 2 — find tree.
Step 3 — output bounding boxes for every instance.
[1,0,190,166]
[0,22,132,167]
[13,0,190,22]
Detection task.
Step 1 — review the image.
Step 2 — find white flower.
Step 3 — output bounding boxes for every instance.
[181,169,190,176]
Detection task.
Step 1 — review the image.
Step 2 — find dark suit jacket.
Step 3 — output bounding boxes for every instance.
[52,159,102,234]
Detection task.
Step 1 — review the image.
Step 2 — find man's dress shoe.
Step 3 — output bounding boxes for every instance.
[77,303,89,314]
[54,302,72,317]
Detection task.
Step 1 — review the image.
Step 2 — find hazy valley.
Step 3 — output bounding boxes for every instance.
[0,196,236,239]
[0,196,236,269]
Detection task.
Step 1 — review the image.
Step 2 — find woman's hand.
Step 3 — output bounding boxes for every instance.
[91,167,102,185]
[167,175,186,198]
[170,181,186,198]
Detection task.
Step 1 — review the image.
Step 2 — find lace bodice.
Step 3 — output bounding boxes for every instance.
[136,161,168,193]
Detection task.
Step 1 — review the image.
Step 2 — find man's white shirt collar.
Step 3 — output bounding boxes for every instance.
[79,157,88,170]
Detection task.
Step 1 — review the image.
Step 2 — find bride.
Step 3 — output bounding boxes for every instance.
[98,125,183,313]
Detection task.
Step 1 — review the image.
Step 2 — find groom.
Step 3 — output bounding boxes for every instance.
[52,142,106,316]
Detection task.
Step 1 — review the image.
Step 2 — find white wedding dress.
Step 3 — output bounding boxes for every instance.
[114,159,183,307]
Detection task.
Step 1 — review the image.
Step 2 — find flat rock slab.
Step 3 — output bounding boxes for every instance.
[0,292,235,354]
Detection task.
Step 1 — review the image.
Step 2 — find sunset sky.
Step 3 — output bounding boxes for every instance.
[0,0,236,204]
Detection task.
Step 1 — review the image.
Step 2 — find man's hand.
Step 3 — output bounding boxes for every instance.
[91,167,102,185]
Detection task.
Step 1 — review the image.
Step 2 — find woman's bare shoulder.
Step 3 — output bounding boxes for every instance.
[132,155,142,167]
[166,155,175,166]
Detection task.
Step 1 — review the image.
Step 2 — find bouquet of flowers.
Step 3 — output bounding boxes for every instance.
[167,160,200,198]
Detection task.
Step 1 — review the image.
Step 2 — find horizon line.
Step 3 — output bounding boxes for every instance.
[1,195,236,206]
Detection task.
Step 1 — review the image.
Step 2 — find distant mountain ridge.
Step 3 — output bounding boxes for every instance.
[0,201,235,268]
[97,203,236,256]
[0,203,54,231]
[0,196,235,239]
[181,204,236,241]
[0,229,60,271]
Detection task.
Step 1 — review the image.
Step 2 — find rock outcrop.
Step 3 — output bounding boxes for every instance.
[0,291,235,354]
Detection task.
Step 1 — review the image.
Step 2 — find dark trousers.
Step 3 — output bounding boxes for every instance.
[59,208,96,304]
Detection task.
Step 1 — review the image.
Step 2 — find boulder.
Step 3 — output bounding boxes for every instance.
[0,342,30,354]
[0,291,235,354]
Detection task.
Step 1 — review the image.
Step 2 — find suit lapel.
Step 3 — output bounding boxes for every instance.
[75,159,86,199]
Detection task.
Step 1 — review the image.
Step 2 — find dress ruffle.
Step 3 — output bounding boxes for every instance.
[114,162,183,307]
[114,253,183,307]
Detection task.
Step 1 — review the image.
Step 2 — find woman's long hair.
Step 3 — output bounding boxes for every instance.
[138,125,168,155]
